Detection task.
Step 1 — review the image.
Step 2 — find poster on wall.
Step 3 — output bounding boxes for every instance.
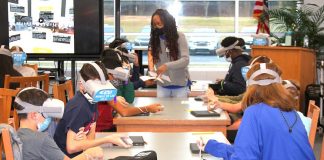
[8,0,74,54]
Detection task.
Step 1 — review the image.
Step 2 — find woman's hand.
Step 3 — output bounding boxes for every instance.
[104,134,132,148]
[74,127,87,141]
[156,64,168,76]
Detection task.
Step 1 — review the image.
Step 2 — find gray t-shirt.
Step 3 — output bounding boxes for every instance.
[17,128,65,160]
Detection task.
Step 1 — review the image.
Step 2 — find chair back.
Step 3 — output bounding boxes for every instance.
[1,128,14,160]
[307,100,320,149]
[53,80,74,105]
[4,74,49,93]
[0,88,19,129]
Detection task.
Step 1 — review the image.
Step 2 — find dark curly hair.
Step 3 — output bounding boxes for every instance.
[149,9,179,63]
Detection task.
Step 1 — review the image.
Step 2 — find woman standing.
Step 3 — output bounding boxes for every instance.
[148,9,190,98]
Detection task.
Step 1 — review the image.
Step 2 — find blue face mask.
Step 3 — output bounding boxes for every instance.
[241,66,251,81]
[37,117,52,132]
[12,52,27,66]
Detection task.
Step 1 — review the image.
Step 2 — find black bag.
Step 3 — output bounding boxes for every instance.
[110,150,157,160]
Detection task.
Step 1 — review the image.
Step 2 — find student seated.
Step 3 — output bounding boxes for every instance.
[212,36,251,96]
[108,38,156,90]
[54,61,132,158]
[96,49,163,132]
[15,87,103,160]
[10,46,37,77]
[0,45,22,88]
[198,63,315,160]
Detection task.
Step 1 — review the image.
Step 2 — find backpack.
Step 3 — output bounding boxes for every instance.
[0,124,23,160]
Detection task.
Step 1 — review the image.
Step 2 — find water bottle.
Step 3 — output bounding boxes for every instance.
[285,30,292,46]
[303,35,309,48]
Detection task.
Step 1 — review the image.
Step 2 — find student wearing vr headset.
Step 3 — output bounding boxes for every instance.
[108,38,156,90]
[148,9,190,98]
[10,46,37,77]
[0,45,22,88]
[54,61,132,158]
[97,49,163,132]
[213,36,251,96]
[198,63,315,160]
[15,87,104,160]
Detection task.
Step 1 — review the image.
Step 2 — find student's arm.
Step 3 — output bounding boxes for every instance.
[108,100,162,117]
[218,102,242,113]
[64,146,104,160]
[148,49,154,71]
[66,129,129,154]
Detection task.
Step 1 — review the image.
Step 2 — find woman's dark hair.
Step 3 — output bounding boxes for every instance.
[79,61,109,81]
[149,9,179,63]
[14,88,50,120]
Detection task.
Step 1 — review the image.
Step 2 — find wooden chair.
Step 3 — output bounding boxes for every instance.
[53,80,74,105]
[0,128,14,160]
[307,100,320,149]
[0,88,19,129]
[4,74,49,93]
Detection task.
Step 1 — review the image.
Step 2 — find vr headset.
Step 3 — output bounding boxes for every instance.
[215,40,243,57]
[247,63,282,86]
[80,62,117,103]
[114,46,136,63]
[107,67,130,81]
[15,87,64,119]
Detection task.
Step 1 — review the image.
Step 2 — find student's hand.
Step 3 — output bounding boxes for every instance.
[196,136,207,151]
[156,64,168,76]
[146,103,164,113]
[105,134,132,148]
[144,79,156,86]
[83,146,104,160]
[117,96,129,106]
[74,127,87,141]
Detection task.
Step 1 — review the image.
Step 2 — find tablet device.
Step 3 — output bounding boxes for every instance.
[190,143,206,154]
[134,112,150,116]
[129,136,145,146]
[190,110,220,117]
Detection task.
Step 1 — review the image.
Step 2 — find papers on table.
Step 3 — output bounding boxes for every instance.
[140,71,171,83]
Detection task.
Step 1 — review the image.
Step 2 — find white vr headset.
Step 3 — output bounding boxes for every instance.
[15,87,64,119]
[80,62,117,103]
[114,47,136,63]
[215,40,243,56]
[283,80,297,90]
[107,67,130,81]
[247,63,282,86]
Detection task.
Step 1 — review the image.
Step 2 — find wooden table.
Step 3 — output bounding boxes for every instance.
[97,132,229,160]
[113,97,231,136]
[135,88,205,97]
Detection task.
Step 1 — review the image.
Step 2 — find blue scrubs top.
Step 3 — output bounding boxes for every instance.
[204,103,315,160]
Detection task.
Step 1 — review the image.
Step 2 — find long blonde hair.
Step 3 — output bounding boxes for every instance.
[241,63,296,111]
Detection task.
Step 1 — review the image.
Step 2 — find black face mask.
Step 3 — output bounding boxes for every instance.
[155,28,164,35]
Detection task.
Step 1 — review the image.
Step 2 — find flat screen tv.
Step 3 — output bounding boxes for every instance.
[7,0,103,58]
[8,0,74,53]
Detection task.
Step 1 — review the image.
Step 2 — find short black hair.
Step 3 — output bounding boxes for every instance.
[101,49,123,69]
[220,36,238,48]
[14,88,50,120]
[108,38,128,49]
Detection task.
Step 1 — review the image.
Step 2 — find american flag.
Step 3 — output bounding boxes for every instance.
[253,0,270,34]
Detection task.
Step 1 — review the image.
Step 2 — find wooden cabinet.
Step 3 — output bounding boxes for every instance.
[251,46,316,111]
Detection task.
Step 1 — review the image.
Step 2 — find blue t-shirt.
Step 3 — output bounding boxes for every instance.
[54,91,98,158]
[204,103,315,160]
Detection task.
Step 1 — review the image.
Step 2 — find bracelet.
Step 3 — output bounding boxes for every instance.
[144,106,149,112]
[137,107,144,113]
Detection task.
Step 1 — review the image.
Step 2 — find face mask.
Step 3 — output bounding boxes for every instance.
[241,66,251,81]
[37,117,52,132]
[12,52,27,66]
[155,28,164,35]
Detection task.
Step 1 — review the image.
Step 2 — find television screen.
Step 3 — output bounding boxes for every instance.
[8,0,74,53]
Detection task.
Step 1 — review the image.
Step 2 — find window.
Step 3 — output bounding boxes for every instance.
[104,0,297,67]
